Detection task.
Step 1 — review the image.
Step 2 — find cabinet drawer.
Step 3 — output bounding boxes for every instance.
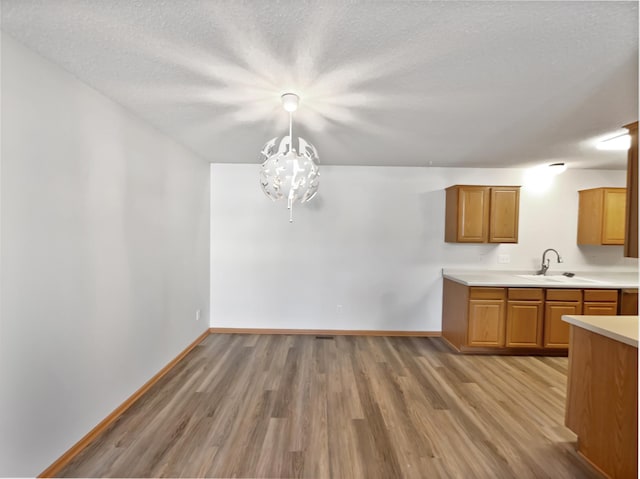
[546,289,582,302]
[508,288,543,301]
[470,287,506,300]
[583,289,618,302]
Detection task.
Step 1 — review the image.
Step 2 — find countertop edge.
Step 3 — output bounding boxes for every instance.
[442,270,639,289]
[442,274,470,286]
[562,315,639,348]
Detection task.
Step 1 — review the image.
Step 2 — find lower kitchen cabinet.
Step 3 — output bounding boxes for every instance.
[441,281,629,354]
[468,300,505,347]
[544,302,581,348]
[583,289,618,316]
[543,289,583,348]
[466,287,506,346]
[505,289,543,347]
[620,289,639,315]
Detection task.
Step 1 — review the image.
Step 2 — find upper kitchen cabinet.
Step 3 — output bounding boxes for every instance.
[445,185,520,243]
[624,121,638,258]
[577,187,626,245]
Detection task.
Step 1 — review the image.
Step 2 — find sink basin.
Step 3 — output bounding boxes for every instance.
[546,276,604,284]
[515,274,604,284]
[516,274,564,282]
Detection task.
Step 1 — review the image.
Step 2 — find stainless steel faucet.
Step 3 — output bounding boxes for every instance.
[537,248,563,275]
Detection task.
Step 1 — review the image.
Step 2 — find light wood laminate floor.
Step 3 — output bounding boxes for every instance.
[58,334,601,478]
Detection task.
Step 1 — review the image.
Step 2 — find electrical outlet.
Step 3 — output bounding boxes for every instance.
[336,304,343,313]
[195,309,201,321]
[498,254,511,264]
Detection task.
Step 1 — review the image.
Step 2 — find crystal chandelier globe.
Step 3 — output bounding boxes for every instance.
[259,93,319,223]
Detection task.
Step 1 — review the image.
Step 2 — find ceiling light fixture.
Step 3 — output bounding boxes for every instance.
[523,163,566,194]
[548,162,567,175]
[259,93,320,223]
[596,133,631,151]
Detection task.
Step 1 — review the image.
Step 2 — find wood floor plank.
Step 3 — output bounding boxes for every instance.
[301,367,329,479]
[57,335,604,478]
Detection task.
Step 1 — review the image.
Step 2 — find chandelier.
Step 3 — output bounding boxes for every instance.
[259,93,320,223]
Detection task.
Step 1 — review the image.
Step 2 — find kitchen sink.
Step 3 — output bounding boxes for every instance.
[516,274,605,284]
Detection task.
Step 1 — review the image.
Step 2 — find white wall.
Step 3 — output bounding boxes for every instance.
[210,164,637,331]
[0,34,210,476]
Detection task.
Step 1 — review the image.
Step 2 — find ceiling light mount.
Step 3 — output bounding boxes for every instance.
[281,93,299,112]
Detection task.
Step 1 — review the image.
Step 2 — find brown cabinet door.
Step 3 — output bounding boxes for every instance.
[468,299,505,347]
[544,302,582,348]
[506,301,543,347]
[578,187,626,245]
[602,189,626,245]
[577,189,604,244]
[583,302,618,316]
[457,186,490,242]
[489,187,520,243]
[620,289,639,315]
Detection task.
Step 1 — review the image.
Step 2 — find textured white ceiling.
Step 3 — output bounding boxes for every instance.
[2,1,638,169]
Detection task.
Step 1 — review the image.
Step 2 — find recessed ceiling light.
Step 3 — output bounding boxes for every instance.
[597,133,631,151]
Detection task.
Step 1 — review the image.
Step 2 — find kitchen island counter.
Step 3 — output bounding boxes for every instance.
[562,314,638,347]
[563,315,638,478]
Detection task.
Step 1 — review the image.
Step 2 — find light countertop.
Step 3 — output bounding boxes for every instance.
[442,269,639,289]
[562,315,638,348]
